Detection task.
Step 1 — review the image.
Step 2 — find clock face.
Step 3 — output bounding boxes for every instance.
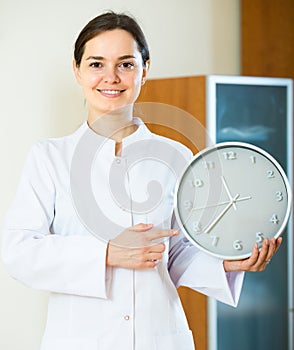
[174,142,292,260]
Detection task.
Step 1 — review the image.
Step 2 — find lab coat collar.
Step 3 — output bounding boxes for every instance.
[80,117,152,147]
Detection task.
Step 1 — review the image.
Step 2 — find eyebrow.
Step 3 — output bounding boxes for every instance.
[86,55,136,61]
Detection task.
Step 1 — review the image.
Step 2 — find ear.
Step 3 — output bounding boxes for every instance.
[73,60,82,85]
[141,60,150,86]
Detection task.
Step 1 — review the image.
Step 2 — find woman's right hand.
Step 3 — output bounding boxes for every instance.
[106,223,178,269]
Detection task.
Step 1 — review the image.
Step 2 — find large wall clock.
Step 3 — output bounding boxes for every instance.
[175,142,292,260]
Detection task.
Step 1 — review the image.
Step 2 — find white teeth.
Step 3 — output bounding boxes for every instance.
[100,90,121,95]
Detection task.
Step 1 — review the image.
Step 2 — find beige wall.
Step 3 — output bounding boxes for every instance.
[0,0,240,349]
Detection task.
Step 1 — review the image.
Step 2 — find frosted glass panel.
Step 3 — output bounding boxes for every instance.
[215,83,289,350]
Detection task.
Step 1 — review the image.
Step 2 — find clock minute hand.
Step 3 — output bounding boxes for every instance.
[204,193,240,234]
[221,175,237,210]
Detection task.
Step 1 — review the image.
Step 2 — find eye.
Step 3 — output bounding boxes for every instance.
[89,61,103,69]
[118,61,135,71]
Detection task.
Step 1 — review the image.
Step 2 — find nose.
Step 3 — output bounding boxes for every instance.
[103,65,120,84]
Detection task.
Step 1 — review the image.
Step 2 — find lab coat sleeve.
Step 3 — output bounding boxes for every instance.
[168,215,244,307]
[1,142,111,299]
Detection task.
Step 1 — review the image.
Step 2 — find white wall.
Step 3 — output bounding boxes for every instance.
[0,0,240,349]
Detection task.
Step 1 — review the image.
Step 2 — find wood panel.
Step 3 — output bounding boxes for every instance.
[137,76,208,350]
[242,0,294,79]
[137,76,207,154]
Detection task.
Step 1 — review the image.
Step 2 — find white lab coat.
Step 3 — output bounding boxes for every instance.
[1,119,244,350]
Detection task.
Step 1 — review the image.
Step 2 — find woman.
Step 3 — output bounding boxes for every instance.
[2,11,281,350]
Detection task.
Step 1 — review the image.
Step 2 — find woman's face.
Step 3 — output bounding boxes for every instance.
[74,29,149,120]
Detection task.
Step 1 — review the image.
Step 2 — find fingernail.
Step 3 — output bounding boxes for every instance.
[172,230,178,235]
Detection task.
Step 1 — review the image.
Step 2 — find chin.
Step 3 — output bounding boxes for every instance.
[103,103,133,115]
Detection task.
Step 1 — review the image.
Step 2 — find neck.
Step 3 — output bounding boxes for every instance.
[87,107,138,142]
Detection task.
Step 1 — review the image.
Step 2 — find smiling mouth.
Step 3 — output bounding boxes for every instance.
[97,89,125,96]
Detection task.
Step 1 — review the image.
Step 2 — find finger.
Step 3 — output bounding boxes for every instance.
[147,229,178,241]
[265,238,276,261]
[275,237,283,252]
[264,237,282,265]
[240,240,269,272]
[245,242,260,267]
[132,257,157,269]
[146,252,163,261]
[144,261,158,269]
[133,255,159,269]
[255,238,271,267]
[260,238,271,257]
[129,223,154,232]
[147,243,166,253]
[276,237,283,251]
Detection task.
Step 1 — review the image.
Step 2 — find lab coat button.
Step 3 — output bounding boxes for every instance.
[116,158,121,164]
[124,315,130,321]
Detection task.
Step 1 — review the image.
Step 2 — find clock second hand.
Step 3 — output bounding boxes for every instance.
[204,193,240,234]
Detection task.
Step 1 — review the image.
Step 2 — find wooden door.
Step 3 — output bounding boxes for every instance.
[241,0,294,79]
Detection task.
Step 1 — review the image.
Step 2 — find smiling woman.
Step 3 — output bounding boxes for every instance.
[1,10,281,350]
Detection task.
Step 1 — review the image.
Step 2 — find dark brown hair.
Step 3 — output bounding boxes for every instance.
[74,11,150,67]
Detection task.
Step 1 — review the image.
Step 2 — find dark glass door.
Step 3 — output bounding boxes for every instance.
[215,82,290,350]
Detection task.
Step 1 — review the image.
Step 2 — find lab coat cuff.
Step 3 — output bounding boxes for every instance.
[64,235,111,299]
[176,253,244,307]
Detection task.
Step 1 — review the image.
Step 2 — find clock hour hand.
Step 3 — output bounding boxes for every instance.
[221,176,237,210]
[204,193,240,234]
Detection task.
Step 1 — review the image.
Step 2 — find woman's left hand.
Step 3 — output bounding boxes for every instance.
[223,237,282,272]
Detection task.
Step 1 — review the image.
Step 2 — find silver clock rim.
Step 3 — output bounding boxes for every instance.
[174,141,292,260]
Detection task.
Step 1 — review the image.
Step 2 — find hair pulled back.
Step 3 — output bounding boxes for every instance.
[74,11,150,67]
